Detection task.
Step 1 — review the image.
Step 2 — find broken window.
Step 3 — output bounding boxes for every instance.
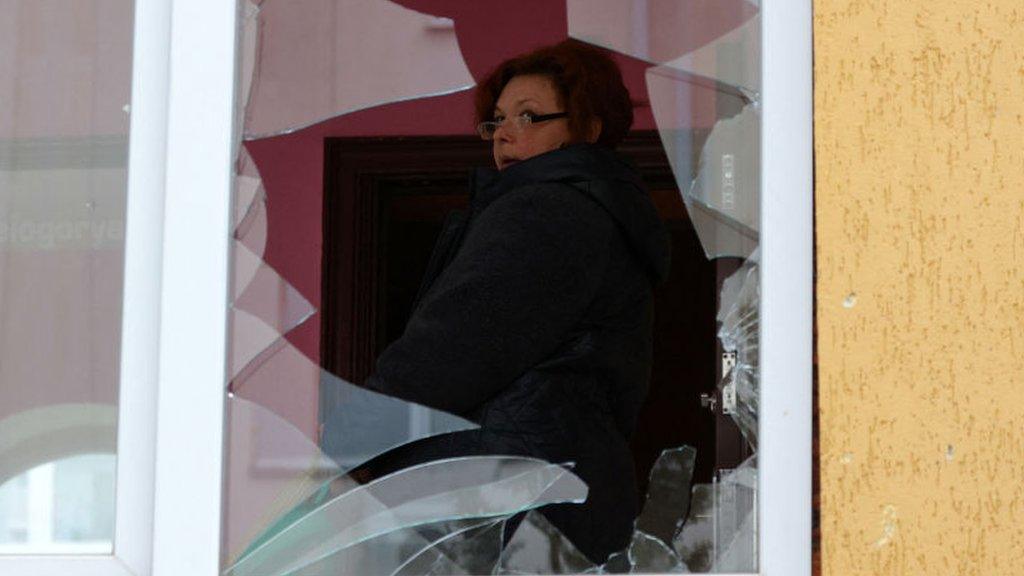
[224,1,761,573]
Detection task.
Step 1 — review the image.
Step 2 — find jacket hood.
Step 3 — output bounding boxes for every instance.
[471,143,672,284]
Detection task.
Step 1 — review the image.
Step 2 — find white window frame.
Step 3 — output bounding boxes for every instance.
[0,0,237,574]
[0,0,811,573]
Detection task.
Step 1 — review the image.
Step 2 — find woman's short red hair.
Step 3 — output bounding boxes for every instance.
[474,40,634,149]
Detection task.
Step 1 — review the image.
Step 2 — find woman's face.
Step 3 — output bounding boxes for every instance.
[491,74,573,170]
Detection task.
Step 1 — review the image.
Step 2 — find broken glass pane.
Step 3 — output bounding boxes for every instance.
[496,446,698,574]
[319,369,478,473]
[627,531,685,573]
[660,13,761,96]
[240,0,475,138]
[635,446,697,547]
[230,247,315,381]
[393,518,507,576]
[717,251,760,449]
[684,102,760,260]
[223,395,341,564]
[499,511,595,575]
[647,68,759,260]
[225,456,587,576]
[567,1,756,69]
[673,457,757,573]
[225,0,762,571]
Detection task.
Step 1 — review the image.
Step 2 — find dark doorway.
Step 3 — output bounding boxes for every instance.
[320,132,745,488]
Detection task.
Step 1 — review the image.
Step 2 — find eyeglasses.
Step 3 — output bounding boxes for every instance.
[476,111,568,140]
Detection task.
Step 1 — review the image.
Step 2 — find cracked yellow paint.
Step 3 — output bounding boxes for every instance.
[815,0,1024,574]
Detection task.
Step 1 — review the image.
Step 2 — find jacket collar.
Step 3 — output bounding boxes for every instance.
[469,143,644,212]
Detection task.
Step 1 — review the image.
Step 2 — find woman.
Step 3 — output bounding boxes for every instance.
[364,39,671,562]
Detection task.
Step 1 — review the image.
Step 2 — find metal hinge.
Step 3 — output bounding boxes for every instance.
[721,351,738,415]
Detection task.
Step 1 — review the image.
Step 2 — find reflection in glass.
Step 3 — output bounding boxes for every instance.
[0,454,115,554]
[0,0,135,555]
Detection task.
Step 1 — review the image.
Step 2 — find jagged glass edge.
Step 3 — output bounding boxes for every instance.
[226,457,585,575]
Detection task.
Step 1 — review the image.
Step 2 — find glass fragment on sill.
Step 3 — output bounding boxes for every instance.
[648,67,759,259]
[240,0,475,139]
[673,456,757,573]
[224,456,587,576]
[717,250,760,449]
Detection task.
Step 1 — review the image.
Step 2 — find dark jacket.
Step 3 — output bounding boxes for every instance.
[365,143,671,562]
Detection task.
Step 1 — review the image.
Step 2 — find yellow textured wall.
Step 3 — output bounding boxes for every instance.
[815,0,1024,574]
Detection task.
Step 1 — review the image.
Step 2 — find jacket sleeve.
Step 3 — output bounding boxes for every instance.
[365,183,614,415]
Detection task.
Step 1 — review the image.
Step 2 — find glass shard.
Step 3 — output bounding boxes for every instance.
[634,445,697,547]
[319,370,478,473]
[229,249,316,382]
[225,456,588,576]
[601,550,632,574]
[284,517,491,576]
[648,67,760,261]
[673,456,757,573]
[684,102,760,260]
[233,148,265,232]
[717,251,760,449]
[627,530,685,573]
[223,395,340,564]
[240,0,475,138]
[661,13,761,95]
[499,511,595,575]
[393,518,507,576]
[227,333,321,437]
[567,0,758,85]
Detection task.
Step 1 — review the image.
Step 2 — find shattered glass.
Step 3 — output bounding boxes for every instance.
[240,0,475,138]
[674,457,758,573]
[393,518,507,576]
[319,370,477,472]
[499,447,700,575]
[225,0,761,572]
[499,511,595,575]
[224,456,587,576]
[635,446,697,547]
[567,0,759,93]
[717,250,760,449]
[575,0,763,259]
[647,69,759,260]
